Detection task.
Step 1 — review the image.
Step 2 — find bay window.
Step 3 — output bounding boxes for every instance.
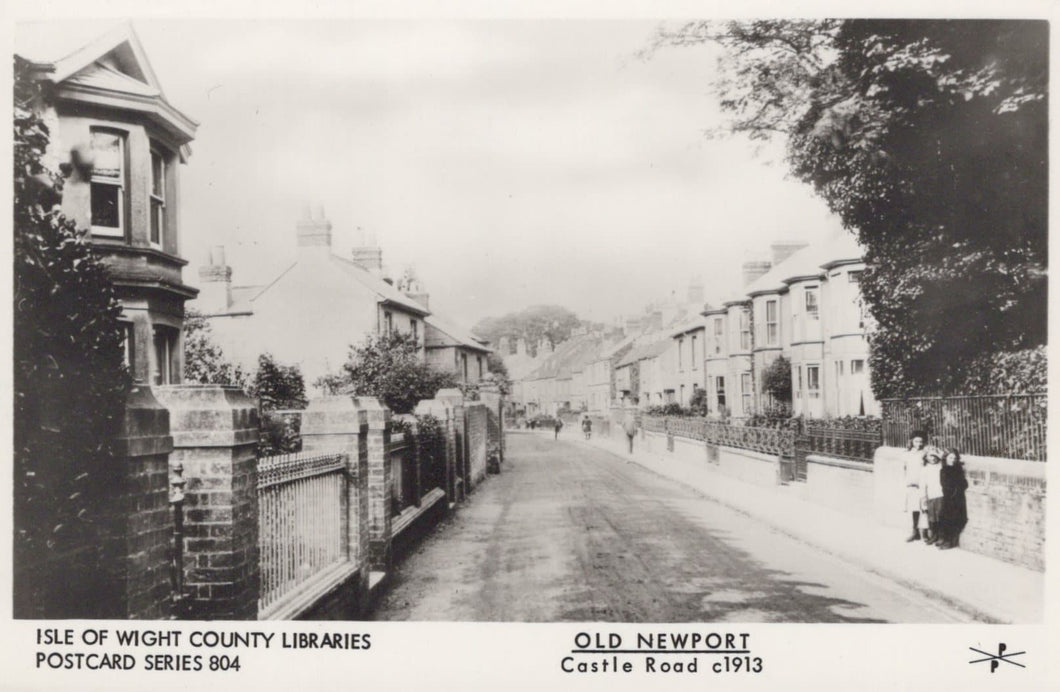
[150,145,166,247]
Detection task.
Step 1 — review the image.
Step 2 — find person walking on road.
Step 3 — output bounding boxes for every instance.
[581,416,592,440]
[554,418,563,440]
[623,414,637,454]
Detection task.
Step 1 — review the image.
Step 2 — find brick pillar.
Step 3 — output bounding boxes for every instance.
[301,395,370,606]
[360,397,392,572]
[103,384,175,619]
[154,385,259,620]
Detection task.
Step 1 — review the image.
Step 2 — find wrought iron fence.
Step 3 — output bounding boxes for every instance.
[881,394,1047,462]
[804,424,880,464]
[704,421,796,457]
[668,417,708,441]
[257,451,348,617]
[642,415,667,433]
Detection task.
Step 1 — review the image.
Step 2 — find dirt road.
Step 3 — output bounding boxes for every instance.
[372,433,969,622]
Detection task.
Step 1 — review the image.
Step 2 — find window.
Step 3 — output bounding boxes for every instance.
[739,310,751,351]
[796,366,803,399]
[678,337,684,371]
[741,373,752,414]
[851,359,865,374]
[384,311,393,336]
[152,326,178,385]
[411,319,418,344]
[477,356,483,379]
[90,130,125,237]
[680,384,686,405]
[765,300,778,345]
[715,376,726,410]
[807,365,820,398]
[848,270,863,284]
[691,335,698,369]
[121,322,135,372]
[462,353,468,381]
[149,146,166,247]
[713,318,723,354]
[805,287,819,321]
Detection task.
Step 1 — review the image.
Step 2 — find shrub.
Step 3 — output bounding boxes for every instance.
[14,57,130,617]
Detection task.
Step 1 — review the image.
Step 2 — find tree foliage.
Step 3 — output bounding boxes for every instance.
[485,352,512,395]
[325,332,456,414]
[182,309,249,387]
[13,57,130,616]
[761,355,793,403]
[249,353,307,411]
[473,305,587,356]
[653,20,1047,397]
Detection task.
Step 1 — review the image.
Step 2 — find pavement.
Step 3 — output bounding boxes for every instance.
[374,433,973,622]
[555,429,1044,624]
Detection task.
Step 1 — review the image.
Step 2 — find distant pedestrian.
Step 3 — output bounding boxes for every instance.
[903,430,927,542]
[936,449,969,550]
[582,416,593,440]
[919,448,945,545]
[529,419,536,431]
[554,418,563,440]
[623,415,637,454]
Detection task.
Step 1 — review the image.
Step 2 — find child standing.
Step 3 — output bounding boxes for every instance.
[919,449,945,545]
[937,450,969,550]
[903,431,927,542]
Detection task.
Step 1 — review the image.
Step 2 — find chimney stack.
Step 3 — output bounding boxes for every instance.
[687,277,705,305]
[197,245,232,314]
[770,241,808,266]
[742,260,772,286]
[297,203,333,251]
[351,227,383,274]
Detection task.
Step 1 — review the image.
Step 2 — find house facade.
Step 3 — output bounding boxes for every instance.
[423,313,492,385]
[193,208,431,388]
[18,23,199,386]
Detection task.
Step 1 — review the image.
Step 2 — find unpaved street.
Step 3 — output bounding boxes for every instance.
[372,433,969,622]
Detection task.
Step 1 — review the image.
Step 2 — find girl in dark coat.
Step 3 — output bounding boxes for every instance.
[937,449,969,550]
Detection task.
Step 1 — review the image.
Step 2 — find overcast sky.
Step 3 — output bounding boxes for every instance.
[55,19,845,327]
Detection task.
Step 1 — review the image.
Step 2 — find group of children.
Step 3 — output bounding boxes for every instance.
[903,430,969,550]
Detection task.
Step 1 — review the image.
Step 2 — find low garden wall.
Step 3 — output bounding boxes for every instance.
[804,455,874,520]
[873,447,1045,571]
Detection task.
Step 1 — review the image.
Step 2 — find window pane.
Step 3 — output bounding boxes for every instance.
[151,150,165,197]
[91,182,121,229]
[151,198,163,244]
[152,330,167,385]
[808,366,820,390]
[851,359,865,374]
[91,131,122,180]
[806,289,819,319]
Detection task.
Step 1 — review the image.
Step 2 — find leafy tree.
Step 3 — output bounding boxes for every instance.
[249,353,307,411]
[473,305,587,355]
[13,57,130,616]
[652,20,1047,396]
[325,332,457,414]
[182,309,249,387]
[485,352,512,395]
[761,355,793,403]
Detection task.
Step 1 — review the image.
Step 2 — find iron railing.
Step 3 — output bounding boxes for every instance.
[881,394,1046,462]
[704,421,796,457]
[257,451,348,617]
[804,424,880,464]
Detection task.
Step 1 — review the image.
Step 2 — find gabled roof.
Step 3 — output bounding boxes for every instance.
[425,313,491,354]
[16,21,198,151]
[671,319,705,337]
